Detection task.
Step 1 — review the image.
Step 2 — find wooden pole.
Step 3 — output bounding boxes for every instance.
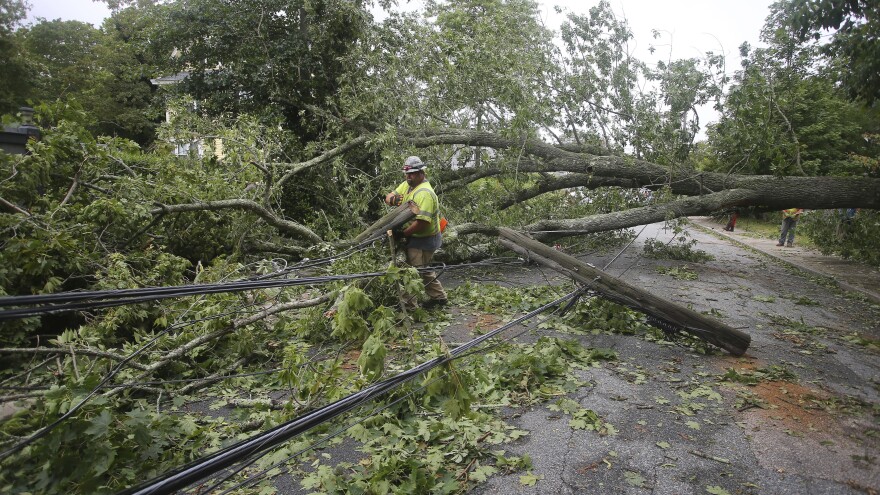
[497,228,750,356]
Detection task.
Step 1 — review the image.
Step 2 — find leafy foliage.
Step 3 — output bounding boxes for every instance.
[152,0,372,141]
[0,0,31,113]
[705,9,879,177]
[2,0,880,492]
[783,0,880,104]
[656,265,699,281]
[721,364,797,384]
[643,237,714,262]
[799,209,880,267]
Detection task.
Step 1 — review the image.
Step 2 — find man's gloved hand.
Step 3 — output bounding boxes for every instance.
[391,229,408,245]
[385,192,403,206]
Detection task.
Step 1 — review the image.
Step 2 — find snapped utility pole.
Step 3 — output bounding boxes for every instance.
[497,228,751,356]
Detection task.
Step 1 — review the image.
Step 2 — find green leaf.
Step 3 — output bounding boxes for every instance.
[624,470,647,488]
[686,421,701,430]
[84,409,112,438]
[470,465,498,482]
[706,486,731,495]
[519,472,544,486]
[92,448,116,476]
[357,333,387,381]
[656,441,671,449]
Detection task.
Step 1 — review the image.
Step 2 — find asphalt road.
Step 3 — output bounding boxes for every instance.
[271,217,879,495]
[465,218,879,495]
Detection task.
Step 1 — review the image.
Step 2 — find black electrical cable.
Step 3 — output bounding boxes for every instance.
[252,234,384,280]
[0,259,526,460]
[0,296,266,461]
[0,260,525,321]
[0,272,386,311]
[117,289,581,495]
[0,258,520,308]
[208,357,457,495]
[0,256,521,461]
[207,287,592,494]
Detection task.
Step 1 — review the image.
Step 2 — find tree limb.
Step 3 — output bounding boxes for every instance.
[403,128,880,208]
[0,196,30,216]
[141,293,334,375]
[497,174,642,209]
[524,189,758,241]
[151,199,322,243]
[245,239,308,257]
[273,136,369,191]
[177,357,250,395]
[0,347,150,371]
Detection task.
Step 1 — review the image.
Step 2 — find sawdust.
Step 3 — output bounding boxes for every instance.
[743,380,840,435]
[340,349,362,370]
[715,355,763,371]
[714,356,843,434]
[467,313,503,332]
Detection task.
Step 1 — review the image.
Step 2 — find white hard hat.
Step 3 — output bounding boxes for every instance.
[402,156,427,173]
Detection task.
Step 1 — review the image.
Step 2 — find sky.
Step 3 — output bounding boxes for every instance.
[26,0,773,63]
[25,0,774,130]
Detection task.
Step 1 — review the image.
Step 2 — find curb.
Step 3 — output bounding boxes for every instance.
[689,219,880,306]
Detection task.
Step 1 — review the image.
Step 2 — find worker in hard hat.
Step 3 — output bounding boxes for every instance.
[384,156,448,309]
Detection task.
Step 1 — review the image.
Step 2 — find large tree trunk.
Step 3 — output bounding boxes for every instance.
[403,128,880,209]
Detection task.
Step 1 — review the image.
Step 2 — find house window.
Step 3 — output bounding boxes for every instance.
[174,140,203,157]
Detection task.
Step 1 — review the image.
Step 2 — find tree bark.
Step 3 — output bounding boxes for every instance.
[272,136,369,191]
[523,189,757,242]
[151,199,322,243]
[447,190,754,242]
[353,203,416,243]
[401,127,880,209]
[497,174,641,210]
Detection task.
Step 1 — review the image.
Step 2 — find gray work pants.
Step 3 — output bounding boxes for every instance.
[779,217,798,245]
[405,247,447,302]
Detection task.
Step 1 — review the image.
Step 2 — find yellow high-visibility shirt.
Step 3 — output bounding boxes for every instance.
[394,181,440,237]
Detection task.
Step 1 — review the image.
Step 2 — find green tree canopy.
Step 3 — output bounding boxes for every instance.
[782,0,880,105]
[0,0,32,112]
[705,4,878,177]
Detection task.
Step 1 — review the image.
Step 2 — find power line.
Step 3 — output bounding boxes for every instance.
[200,287,591,494]
[117,289,582,495]
[0,259,524,321]
[0,259,525,461]
[205,371,445,495]
[0,295,266,461]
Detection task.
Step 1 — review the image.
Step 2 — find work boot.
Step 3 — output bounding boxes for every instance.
[776,242,784,246]
[422,298,448,310]
[786,242,793,247]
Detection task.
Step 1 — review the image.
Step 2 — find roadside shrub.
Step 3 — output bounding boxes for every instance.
[800,209,880,267]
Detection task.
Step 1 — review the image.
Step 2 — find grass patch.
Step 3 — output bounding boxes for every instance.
[716,216,819,250]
